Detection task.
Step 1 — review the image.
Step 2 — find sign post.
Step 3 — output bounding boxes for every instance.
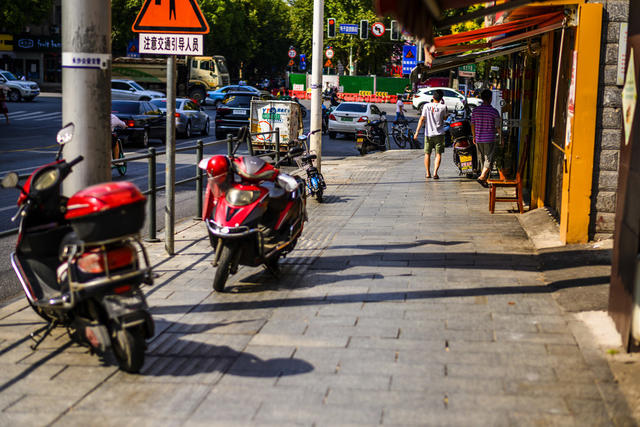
[132,0,210,255]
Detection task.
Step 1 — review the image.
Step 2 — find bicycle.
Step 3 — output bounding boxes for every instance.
[294,129,326,202]
[391,119,415,149]
[111,130,127,176]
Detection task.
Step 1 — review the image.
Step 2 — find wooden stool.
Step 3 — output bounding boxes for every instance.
[487,136,530,214]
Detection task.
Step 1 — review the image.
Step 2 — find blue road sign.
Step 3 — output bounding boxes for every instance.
[402,45,417,75]
[127,39,140,58]
[299,54,306,71]
[339,24,359,35]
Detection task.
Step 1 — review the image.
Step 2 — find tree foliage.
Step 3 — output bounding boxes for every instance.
[288,0,397,76]
[0,0,54,34]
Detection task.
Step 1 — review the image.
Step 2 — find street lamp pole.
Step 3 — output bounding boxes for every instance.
[310,0,324,172]
[61,0,111,195]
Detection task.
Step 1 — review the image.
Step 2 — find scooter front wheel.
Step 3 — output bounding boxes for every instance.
[213,244,236,292]
[315,188,323,202]
[112,325,146,373]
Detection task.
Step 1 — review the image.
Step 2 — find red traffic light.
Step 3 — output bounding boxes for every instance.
[328,19,335,25]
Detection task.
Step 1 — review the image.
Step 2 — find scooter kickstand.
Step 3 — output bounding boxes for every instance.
[30,321,57,350]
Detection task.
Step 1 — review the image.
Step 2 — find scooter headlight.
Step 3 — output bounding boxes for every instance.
[33,168,60,191]
[225,188,261,206]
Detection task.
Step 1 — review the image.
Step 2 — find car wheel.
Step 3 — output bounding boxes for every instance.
[417,102,425,111]
[329,131,337,139]
[8,90,20,102]
[141,128,150,148]
[202,118,210,136]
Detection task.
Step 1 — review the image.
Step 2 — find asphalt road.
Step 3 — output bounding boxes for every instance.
[0,96,415,304]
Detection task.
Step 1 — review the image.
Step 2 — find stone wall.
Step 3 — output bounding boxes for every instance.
[591,0,629,240]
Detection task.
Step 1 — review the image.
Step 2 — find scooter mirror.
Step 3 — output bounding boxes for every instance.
[56,123,75,145]
[1,172,19,189]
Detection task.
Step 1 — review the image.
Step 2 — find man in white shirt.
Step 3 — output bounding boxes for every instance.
[395,97,405,122]
[413,90,447,179]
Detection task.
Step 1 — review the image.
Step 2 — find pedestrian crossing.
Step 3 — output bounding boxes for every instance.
[7,110,63,122]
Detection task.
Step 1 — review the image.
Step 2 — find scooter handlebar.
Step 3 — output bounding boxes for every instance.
[67,156,84,168]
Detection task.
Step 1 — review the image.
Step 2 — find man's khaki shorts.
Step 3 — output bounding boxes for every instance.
[424,134,445,154]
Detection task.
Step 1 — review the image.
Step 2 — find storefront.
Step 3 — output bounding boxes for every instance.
[12,34,62,88]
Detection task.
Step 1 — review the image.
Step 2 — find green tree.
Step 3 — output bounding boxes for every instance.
[0,0,54,34]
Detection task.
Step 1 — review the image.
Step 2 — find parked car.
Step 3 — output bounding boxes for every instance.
[327,102,385,139]
[214,91,264,139]
[206,85,262,106]
[150,98,210,138]
[111,100,166,147]
[412,87,481,112]
[0,70,40,101]
[111,79,164,101]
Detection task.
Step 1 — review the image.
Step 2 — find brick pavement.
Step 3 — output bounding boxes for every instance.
[0,149,636,426]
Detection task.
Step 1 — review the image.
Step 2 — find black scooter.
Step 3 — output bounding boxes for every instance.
[450,118,480,178]
[356,112,388,155]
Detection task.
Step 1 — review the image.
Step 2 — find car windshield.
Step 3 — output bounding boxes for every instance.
[1,71,18,81]
[112,102,140,114]
[130,81,145,91]
[222,95,252,107]
[335,103,367,113]
[150,99,167,109]
[216,58,228,74]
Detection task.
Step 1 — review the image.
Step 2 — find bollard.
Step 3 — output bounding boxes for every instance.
[227,134,234,156]
[145,148,160,242]
[195,139,203,220]
[275,128,280,164]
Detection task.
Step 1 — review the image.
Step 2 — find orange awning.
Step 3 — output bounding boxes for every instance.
[433,11,564,48]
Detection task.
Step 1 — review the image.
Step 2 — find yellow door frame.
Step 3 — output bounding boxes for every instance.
[559,2,603,243]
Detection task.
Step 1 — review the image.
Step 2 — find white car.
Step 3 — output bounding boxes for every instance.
[111,79,164,101]
[0,70,40,101]
[328,102,385,138]
[412,87,481,112]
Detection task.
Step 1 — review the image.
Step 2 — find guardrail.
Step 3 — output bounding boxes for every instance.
[0,128,282,240]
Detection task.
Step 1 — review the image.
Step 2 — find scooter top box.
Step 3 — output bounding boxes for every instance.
[450,120,471,140]
[65,181,146,242]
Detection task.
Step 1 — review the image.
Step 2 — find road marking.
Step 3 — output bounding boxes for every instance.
[0,144,58,154]
[13,112,61,121]
[6,111,47,120]
[7,111,27,116]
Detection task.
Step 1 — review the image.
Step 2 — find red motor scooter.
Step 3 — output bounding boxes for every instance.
[1,123,154,373]
[199,140,306,292]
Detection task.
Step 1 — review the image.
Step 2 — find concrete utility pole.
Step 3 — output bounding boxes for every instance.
[165,55,177,255]
[310,0,324,171]
[61,0,111,195]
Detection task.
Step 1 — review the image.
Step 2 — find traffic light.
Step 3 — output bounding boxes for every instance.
[360,20,369,39]
[327,18,336,38]
[390,20,399,40]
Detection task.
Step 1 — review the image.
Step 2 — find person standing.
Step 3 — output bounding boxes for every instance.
[471,89,502,186]
[413,89,447,179]
[0,83,9,124]
[395,96,406,122]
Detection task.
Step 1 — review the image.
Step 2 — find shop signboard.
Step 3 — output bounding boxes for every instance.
[458,63,476,78]
[14,35,61,52]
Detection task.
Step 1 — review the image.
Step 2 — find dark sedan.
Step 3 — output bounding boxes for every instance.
[111,100,166,147]
[215,91,272,139]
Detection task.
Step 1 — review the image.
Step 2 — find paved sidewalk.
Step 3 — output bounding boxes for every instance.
[0,149,636,426]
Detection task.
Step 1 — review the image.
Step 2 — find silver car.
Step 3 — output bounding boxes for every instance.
[111,79,164,101]
[327,102,384,139]
[150,98,210,138]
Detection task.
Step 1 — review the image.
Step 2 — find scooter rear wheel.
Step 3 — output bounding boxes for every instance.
[213,244,236,292]
[112,325,146,373]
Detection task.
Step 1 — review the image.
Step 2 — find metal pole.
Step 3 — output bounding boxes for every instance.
[195,139,203,219]
[275,128,280,164]
[310,0,324,172]
[146,148,159,242]
[61,0,111,195]
[227,134,233,156]
[165,55,177,255]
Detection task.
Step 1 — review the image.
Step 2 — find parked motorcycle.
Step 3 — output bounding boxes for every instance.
[1,123,154,373]
[450,118,479,178]
[356,112,388,155]
[199,140,307,292]
[294,129,326,202]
